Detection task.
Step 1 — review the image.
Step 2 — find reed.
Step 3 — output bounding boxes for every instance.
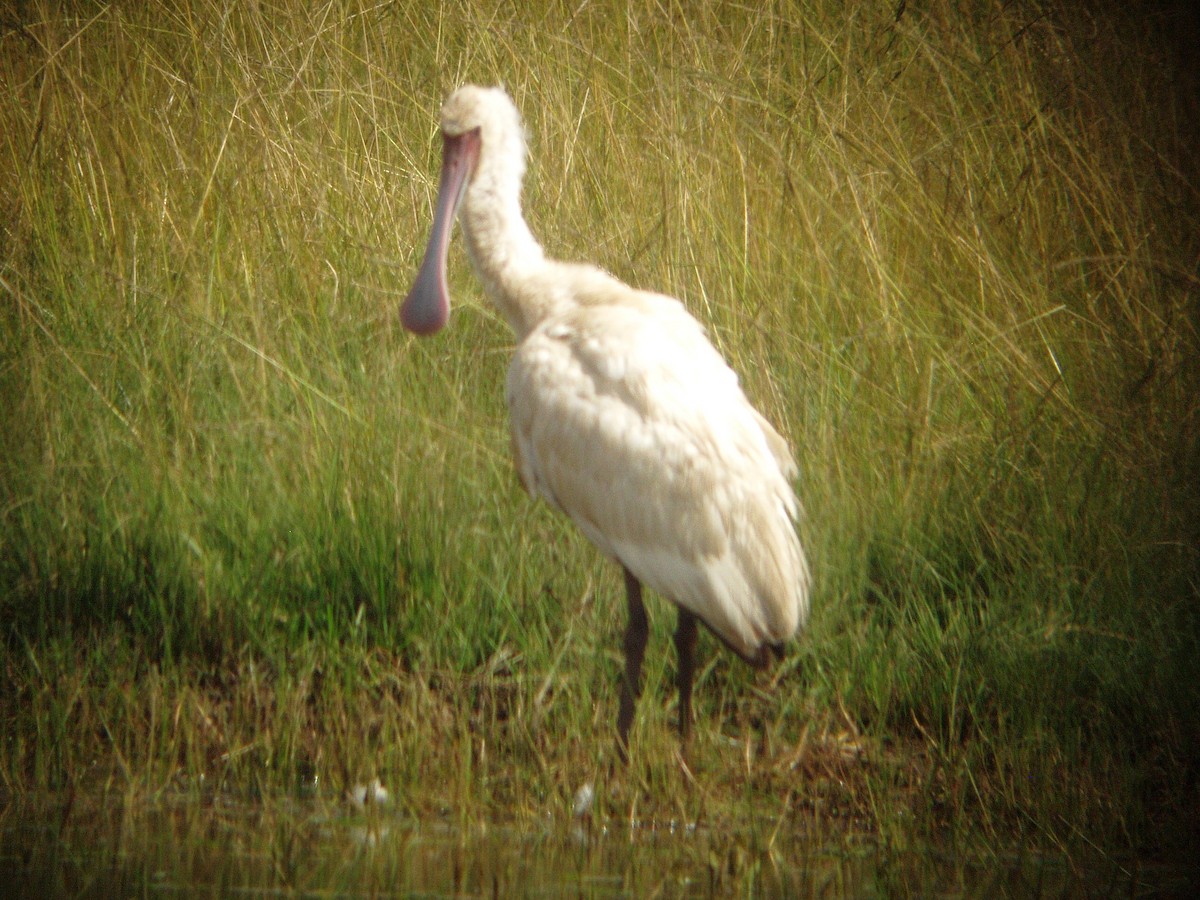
[2,0,1196,861]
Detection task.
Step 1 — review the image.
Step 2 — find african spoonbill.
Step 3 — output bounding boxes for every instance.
[401,85,810,757]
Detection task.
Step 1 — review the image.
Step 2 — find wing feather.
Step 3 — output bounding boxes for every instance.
[506,289,809,658]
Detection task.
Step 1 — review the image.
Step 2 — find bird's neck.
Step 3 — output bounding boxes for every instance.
[459,151,559,340]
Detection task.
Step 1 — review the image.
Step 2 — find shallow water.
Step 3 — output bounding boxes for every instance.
[0,790,1187,897]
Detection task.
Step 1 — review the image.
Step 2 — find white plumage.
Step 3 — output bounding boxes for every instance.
[402,85,810,754]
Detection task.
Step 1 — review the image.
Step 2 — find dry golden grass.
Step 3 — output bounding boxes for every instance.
[1,0,1197,864]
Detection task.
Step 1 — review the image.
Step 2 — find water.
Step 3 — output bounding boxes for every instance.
[0,790,1189,897]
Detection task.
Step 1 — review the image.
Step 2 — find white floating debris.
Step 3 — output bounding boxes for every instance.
[572,782,595,818]
[348,778,391,809]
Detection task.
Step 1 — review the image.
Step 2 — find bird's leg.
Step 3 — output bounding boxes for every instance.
[616,566,648,761]
[674,607,699,744]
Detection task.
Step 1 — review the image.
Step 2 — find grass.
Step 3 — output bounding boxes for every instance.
[1,0,1198,871]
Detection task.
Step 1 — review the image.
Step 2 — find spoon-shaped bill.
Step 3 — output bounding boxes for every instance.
[400,128,481,335]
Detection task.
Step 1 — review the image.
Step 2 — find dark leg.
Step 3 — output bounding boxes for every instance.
[616,566,648,761]
[674,607,699,743]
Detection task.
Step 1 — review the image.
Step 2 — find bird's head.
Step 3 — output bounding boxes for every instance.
[401,85,524,336]
[440,84,522,148]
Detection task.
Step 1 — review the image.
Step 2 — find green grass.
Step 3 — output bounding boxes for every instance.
[2,0,1197,867]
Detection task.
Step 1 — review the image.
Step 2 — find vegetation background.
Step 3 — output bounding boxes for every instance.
[2,0,1197,872]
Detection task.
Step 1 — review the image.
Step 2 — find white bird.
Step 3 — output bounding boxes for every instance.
[401,85,810,757]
